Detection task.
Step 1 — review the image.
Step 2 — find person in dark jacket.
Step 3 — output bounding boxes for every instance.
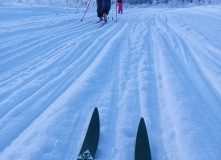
[96,0,111,22]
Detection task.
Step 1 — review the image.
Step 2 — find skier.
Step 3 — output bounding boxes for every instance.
[97,0,111,22]
[118,0,123,14]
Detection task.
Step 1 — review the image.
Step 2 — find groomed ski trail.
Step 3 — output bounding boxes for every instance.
[0,5,221,160]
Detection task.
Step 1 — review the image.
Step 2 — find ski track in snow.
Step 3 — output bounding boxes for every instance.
[0,5,221,160]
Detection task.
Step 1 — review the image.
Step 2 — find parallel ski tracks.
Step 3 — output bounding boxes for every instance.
[0,14,125,154]
[152,14,221,159]
[1,6,221,160]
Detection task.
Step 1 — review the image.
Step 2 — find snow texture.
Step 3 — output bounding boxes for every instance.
[0,4,221,160]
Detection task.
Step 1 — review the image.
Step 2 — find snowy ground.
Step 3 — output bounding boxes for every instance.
[0,4,221,160]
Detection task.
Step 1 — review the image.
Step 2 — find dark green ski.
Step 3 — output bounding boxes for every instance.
[77,107,100,160]
[135,117,152,160]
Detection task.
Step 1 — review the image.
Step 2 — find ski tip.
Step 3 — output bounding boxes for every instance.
[140,117,145,124]
[136,117,151,160]
[139,117,147,131]
[94,107,98,112]
[93,107,99,117]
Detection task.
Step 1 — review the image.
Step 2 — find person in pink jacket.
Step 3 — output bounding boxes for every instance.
[118,0,123,14]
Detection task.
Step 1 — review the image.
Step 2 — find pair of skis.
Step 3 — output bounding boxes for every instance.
[77,107,151,160]
[95,20,108,28]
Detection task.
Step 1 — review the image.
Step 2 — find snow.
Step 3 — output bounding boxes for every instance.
[0,4,221,160]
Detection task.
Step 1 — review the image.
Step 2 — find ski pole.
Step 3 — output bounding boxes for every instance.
[81,0,92,21]
[116,0,118,22]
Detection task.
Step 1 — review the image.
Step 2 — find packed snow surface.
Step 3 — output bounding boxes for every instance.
[0,4,221,160]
